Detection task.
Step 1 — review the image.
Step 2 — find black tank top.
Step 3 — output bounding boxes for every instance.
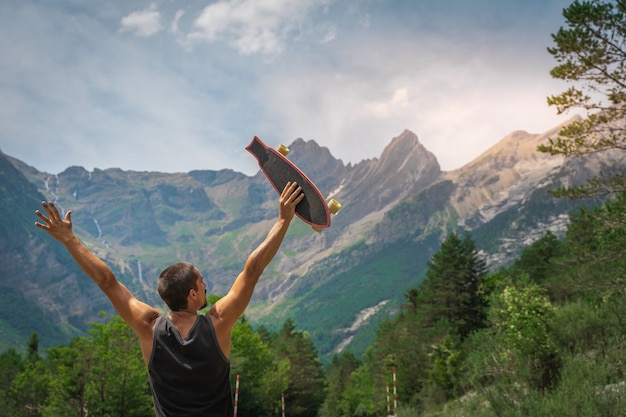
[148,315,233,417]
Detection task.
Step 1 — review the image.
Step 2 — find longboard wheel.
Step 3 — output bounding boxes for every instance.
[277,144,290,156]
[328,199,342,214]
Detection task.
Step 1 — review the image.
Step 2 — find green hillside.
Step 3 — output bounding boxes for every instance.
[251,234,441,360]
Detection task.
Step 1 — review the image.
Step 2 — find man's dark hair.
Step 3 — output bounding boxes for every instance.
[158,262,199,311]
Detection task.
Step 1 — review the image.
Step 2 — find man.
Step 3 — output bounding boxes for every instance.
[34,182,304,417]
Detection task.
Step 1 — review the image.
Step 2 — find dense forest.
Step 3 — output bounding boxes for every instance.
[2,0,626,416]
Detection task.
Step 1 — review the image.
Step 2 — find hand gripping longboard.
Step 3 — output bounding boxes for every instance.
[246,136,341,232]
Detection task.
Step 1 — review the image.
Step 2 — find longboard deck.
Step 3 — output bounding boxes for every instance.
[246,136,331,229]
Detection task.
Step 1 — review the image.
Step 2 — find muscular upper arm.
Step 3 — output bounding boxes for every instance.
[212,268,258,329]
[208,269,255,359]
[97,279,161,365]
[100,279,160,337]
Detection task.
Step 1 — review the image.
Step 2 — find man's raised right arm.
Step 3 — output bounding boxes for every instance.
[34,201,160,338]
[211,182,303,328]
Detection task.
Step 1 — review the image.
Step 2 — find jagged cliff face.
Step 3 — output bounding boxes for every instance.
[446,125,565,225]
[0,117,612,353]
[340,129,442,216]
[318,130,442,251]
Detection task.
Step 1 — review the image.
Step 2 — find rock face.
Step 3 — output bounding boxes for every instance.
[445,125,566,225]
[337,130,442,222]
[0,116,614,354]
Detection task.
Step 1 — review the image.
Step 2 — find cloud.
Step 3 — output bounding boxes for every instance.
[365,88,410,119]
[170,10,185,34]
[251,17,571,172]
[120,4,163,37]
[187,0,331,55]
[0,0,575,177]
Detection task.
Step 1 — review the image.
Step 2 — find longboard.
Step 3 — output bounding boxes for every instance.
[246,136,341,232]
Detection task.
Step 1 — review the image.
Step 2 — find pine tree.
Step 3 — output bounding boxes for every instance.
[539,0,626,197]
[274,319,327,417]
[420,232,488,339]
[27,332,39,363]
[511,230,563,284]
[319,352,361,417]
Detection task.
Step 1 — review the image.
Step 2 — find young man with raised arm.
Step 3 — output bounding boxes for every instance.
[34,182,304,417]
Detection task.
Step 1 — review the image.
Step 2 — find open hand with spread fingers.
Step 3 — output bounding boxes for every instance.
[34,201,74,244]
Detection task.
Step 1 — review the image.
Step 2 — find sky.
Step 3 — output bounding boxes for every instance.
[1,0,577,176]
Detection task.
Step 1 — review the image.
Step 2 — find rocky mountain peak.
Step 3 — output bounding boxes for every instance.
[380,129,432,162]
[330,130,442,226]
[372,129,441,183]
[287,138,343,169]
[281,138,346,197]
[444,119,574,224]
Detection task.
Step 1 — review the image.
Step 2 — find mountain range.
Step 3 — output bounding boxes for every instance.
[0,117,615,360]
